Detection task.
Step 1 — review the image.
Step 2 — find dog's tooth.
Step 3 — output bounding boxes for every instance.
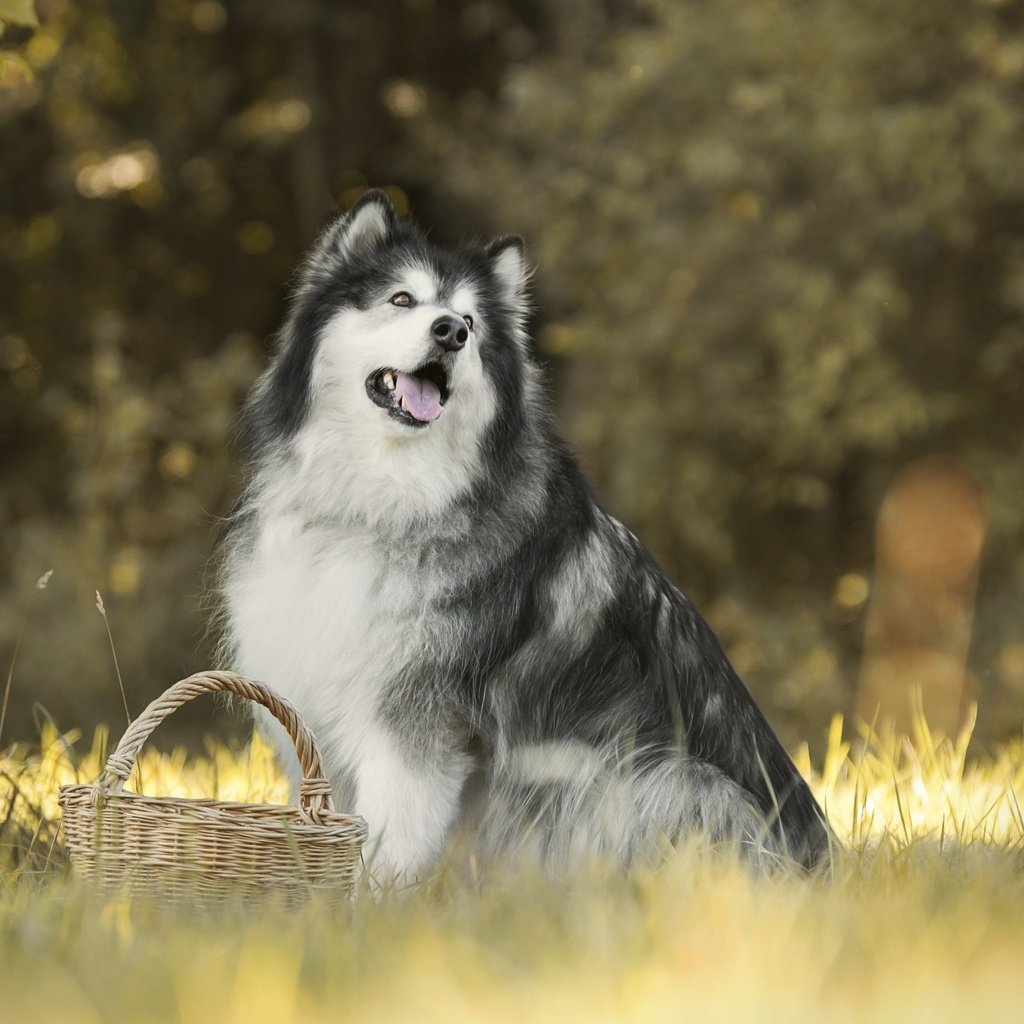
[399,395,408,411]
[384,371,396,390]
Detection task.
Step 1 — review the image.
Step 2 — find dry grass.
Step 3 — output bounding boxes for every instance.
[2,709,1023,1023]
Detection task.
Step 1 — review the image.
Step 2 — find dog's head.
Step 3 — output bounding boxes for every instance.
[242,192,534,523]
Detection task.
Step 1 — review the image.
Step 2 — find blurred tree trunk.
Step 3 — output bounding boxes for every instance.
[288,26,330,239]
[858,457,985,734]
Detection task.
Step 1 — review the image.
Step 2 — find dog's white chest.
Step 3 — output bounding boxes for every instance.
[226,513,426,772]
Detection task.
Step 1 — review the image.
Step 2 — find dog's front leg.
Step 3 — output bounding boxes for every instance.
[352,726,471,887]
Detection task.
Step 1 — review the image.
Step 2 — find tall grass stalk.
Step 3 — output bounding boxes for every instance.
[95,590,131,725]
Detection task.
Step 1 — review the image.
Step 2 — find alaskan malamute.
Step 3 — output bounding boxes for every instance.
[221,191,832,882]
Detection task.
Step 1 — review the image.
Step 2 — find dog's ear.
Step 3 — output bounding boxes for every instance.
[486,235,528,304]
[316,190,399,265]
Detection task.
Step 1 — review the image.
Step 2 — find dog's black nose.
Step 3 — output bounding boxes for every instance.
[431,315,468,352]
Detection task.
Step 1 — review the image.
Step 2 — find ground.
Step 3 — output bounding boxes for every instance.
[1,710,1023,1023]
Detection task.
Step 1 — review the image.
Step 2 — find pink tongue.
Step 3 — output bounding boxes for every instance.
[394,371,443,422]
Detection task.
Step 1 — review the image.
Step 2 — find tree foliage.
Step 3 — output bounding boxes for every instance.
[0,0,568,738]
[407,0,1024,739]
[2,0,1023,744]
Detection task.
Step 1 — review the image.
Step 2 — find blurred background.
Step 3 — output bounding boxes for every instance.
[2,0,1023,751]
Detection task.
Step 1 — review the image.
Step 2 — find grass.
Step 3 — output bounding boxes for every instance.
[1,709,1023,1023]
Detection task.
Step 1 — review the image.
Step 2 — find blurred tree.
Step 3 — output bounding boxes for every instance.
[2,0,1024,747]
[0,0,551,739]
[404,0,1024,742]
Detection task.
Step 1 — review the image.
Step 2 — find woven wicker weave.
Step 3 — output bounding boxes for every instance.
[58,670,367,905]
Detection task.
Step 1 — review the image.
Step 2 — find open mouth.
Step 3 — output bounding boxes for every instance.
[365,362,450,427]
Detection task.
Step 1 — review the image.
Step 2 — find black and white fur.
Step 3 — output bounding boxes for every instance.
[221,192,832,882]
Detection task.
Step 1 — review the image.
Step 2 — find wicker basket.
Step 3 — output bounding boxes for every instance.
[58,670,367,905]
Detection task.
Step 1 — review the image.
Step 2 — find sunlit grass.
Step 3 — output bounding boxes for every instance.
[796,703,1024,850]
[2,708,1023,1023]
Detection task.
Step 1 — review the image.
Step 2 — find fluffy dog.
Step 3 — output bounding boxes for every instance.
[220,192,832,881]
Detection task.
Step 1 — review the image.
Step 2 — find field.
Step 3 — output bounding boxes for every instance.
[2,711,1024,1024]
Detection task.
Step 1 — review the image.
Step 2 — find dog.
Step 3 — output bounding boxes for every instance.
[220,191,832,882]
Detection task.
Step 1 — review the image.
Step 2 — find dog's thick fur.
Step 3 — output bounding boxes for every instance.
[220,192,832,882]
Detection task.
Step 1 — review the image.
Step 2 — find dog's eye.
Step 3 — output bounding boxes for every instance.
[390,292,413,307]
[463,315,474,330]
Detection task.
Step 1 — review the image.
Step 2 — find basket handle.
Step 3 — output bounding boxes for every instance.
[100,670,335,824]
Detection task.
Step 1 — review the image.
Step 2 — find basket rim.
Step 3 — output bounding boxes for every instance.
[58,782,369,838]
